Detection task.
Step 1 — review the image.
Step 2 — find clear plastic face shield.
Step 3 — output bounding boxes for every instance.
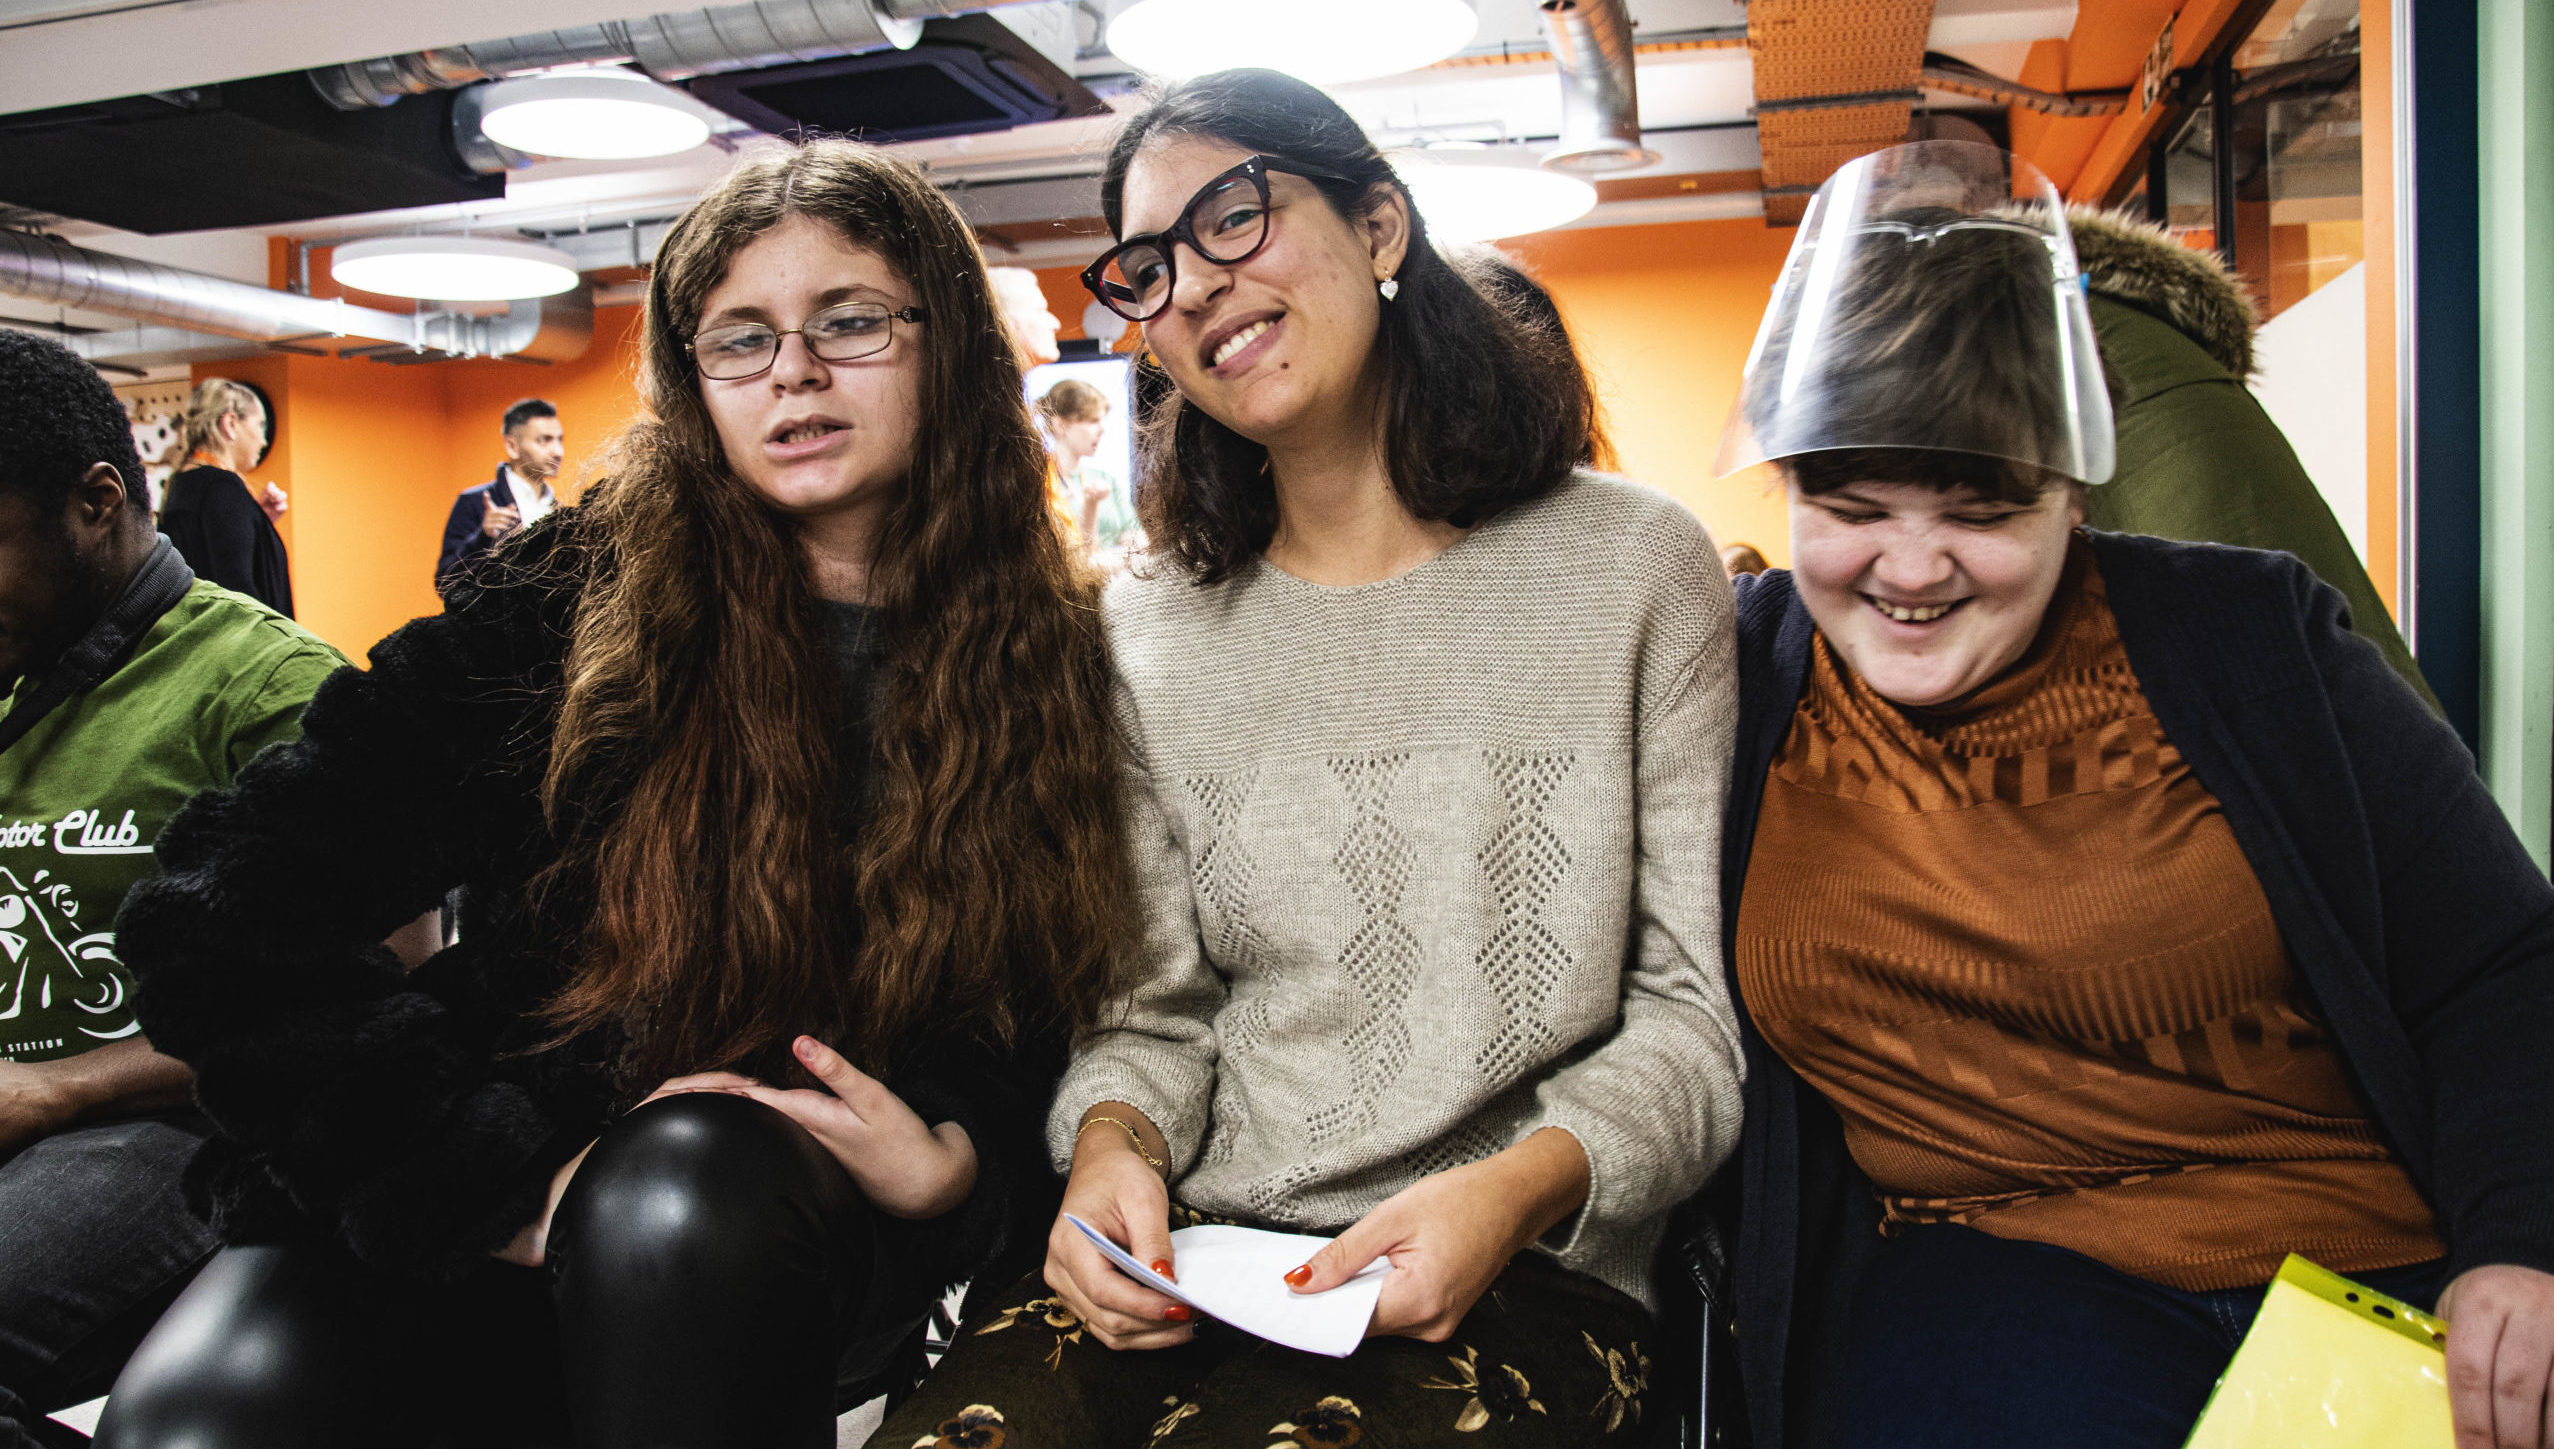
[1712,140,2117,485]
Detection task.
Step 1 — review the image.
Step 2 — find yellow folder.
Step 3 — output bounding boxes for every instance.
[2183,1255,2452,1449]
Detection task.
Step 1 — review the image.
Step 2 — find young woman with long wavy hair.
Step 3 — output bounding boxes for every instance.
[95,139,1126,1449]
[879,69,1744,1449]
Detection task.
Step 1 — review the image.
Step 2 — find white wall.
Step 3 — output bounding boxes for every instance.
[2249,262,2370,564]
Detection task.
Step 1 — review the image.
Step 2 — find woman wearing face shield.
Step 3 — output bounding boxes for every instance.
[1713,142,2554,1449]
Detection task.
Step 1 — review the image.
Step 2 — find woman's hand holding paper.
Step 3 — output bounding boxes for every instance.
[1286,1126,1591,1343]
[1048,1102,1194,1350]
[2439,1262,2554,1449]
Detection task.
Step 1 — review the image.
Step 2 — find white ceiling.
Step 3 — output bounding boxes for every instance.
[3,0,2077,340]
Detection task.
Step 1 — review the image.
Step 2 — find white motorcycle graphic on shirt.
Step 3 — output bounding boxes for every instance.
[0,865,137,1039]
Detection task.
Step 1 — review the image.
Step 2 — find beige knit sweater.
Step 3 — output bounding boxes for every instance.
[1049,471,1746,1306]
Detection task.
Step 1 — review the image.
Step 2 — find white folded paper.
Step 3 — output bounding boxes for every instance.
[1064,1214,1389,1357]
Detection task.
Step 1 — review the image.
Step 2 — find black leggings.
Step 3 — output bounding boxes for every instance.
[92,1092,895,1449]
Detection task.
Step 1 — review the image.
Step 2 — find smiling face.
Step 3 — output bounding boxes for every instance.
[1787,472,2084,708]
[1120,136,1407,452]
[694,214,924,526]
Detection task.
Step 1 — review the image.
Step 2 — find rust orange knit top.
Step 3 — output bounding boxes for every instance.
[1735,541,2442,1291]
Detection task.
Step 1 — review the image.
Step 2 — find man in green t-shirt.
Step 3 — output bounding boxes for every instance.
[0,332,346,1447]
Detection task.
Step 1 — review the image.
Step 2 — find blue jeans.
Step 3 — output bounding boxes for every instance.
[1827,1222,2446,1449]
[0,1113,215,1449]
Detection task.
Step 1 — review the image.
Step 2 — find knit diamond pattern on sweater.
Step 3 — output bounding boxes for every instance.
[1049,471,1748,1305]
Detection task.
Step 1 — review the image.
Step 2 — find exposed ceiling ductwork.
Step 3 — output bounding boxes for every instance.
[0,229,590,366]
[1539,0,1660,175]
[308,0,1058,108]
[1747,0,1939,224]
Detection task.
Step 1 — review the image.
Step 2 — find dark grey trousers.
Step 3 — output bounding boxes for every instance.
[0,1114,214,1449]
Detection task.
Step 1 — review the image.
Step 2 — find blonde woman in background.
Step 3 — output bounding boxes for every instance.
[159,378,293,617]
[1035,376,1140,570]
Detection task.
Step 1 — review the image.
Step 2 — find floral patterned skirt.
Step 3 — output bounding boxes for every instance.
[872,1243,1654,1449]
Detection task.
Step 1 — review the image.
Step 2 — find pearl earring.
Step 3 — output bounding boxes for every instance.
[1379,278,1401,302]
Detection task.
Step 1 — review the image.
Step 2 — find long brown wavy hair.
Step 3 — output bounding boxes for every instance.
[532,140,1125,1085]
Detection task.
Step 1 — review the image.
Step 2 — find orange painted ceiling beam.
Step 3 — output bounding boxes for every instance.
[2063,0,2260,203]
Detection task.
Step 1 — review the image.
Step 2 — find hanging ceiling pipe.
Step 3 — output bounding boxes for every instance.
[1917,54,2126,117]
[310,0,1058,110]
[0,230,420,347]
[1539,0,1659,174]
[0,230,590,363]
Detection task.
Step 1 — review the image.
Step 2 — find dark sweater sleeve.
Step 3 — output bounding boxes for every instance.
[2298,564,2554,1278]
[887,1022,1068,1290]
[120,527,598,1280]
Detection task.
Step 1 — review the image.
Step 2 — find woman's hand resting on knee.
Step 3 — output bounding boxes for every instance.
[2439,1262,2554,1449]
[1286,1127,1591,1343]
[1046,1102,1194,1351]
[489,1044,977,1266]
[728,1036,978,1220]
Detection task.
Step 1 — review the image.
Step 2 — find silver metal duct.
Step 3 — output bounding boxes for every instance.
[0,230,591,364]
[0,230,420,347]
[310,0,1055,110]
[1539,0,1659,175]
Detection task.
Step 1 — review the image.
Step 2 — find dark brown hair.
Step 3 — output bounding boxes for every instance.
[532,139,1125,1085]
[1784,447,2074,506]
[1099,68,1597,585]
[1441,242,1617,471]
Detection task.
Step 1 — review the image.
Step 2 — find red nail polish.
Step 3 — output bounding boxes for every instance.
[1164,1304,1192,1322]
[1150,1258,1174,1277]
[1284,1264,1313,1288]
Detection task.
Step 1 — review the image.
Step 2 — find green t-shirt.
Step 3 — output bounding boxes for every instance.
[0,580,344,1062]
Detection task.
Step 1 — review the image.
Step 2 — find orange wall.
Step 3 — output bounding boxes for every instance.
[1508,219,1798,564]
[193,304,645,658]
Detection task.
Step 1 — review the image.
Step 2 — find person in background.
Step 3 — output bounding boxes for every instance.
[1444,242,1617,471]
[988,265,1063,368]
[98,138,1126,1449]
[0,331,348,1449]
[1034,377,1138,570]
[878,67,1743,1449]
[1719,542,1768,577]
[1714,141,2554,1449]
[159,378,292,618]
[436,398,565,595]
[2068,206,2435,710]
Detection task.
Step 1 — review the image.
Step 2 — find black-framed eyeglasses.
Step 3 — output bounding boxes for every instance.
[689,301,929,381]
[1081,155,1355,323]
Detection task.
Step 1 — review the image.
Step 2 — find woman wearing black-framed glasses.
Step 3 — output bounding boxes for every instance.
[882,66,1743,1449]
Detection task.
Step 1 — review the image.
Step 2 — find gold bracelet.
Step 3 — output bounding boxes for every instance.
[1077,1114,1167,1173]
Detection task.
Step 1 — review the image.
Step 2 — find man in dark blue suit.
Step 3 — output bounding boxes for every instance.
[436,398,563,595]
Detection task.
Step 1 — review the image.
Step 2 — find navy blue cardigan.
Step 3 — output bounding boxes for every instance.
[1723,531,2554,1448]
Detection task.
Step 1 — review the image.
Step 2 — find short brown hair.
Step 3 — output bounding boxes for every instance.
[1784,447,2074,506]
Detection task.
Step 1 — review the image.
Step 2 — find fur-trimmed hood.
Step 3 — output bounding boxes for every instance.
[2068,205,2260,380]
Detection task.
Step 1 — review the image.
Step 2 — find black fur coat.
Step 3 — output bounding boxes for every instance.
[119,515,1066,1288]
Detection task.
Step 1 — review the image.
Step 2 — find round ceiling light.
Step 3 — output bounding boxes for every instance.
[1393,148,1599,242]
[331,236,582,301]
[475,69,713,160]
[1107,0,1477,86]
